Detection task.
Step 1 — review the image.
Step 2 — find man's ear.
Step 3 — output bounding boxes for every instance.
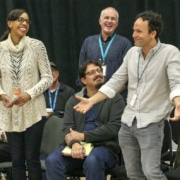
[151,30,157,39]
[80,77,86,85]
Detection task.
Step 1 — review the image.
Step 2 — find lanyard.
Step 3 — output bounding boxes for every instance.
[137,54,152,87]
[98,33,116,61]
[137,45,161,87]
[48,84,60,112]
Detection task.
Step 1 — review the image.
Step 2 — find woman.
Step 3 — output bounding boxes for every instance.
[0,9,53,179]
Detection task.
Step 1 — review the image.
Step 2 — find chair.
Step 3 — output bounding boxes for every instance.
[0,162,12,180]
[164,109,180,179]
[165,135,180,180]
[40,115,64,171]
[161,120,174,167]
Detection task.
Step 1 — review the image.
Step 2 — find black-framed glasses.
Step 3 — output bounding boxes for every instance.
[16,17,31,25]
[85,68,103,76]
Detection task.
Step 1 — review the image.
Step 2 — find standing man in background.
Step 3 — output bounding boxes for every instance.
[77,7,132,100]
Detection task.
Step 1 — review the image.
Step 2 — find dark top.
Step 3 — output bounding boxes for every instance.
[78,34,132,83]
[83,89,98,131]
[44,82,75,118]
[62,88,125,155]
[77,34,132,100]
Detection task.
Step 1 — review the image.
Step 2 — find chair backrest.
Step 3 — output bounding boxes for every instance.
[161,120,174,167]
[169,120,180,145]
[40,115,64,155]
[162,120,172,154]
[169,108,180,144]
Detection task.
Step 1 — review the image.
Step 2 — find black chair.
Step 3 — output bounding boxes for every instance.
[164,109,180,180]
[161,120,174,167]
[165,134,180,180]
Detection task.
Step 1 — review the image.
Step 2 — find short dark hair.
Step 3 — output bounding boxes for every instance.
[78,60,102,79]
[135,10,163,39]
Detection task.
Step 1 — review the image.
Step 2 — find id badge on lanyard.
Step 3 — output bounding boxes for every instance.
[102,64,107,76]
[13,87,21,99]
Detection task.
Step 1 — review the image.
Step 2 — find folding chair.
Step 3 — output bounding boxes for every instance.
[40,115,64,171]
[0,162,12,180]
[164,109,180,180]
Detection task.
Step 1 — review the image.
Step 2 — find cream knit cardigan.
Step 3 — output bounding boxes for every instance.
[0,35,53,132]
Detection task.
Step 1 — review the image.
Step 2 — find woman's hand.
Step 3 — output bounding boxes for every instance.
[1,94,13,108]
[12,92,31,107]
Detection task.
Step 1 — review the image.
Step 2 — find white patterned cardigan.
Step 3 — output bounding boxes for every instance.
[0,35,53,132]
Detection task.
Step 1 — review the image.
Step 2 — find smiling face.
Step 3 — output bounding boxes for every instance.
[80,64,104,90]
[8,12,30,44]
[132,18,156,48]
[99,7,118,38]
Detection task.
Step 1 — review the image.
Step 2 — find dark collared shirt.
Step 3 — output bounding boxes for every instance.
[83,89,98,131]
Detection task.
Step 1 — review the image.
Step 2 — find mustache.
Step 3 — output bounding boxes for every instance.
[93,75,103,81]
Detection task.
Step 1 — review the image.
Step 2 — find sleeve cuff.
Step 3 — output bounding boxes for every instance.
[170,90,180,103]
[68,140,81,148]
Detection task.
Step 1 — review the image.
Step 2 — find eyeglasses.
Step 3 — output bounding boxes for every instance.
[85,68,103,76]
[16,17,31,25]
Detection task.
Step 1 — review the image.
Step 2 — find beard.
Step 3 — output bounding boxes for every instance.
[95,81,104,90]
[93,75,104,90]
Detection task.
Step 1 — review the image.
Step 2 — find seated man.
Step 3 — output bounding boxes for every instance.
[45,60,125,180]
[44,62,75,118]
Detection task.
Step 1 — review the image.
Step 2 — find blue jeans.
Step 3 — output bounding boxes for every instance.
[119,119,167,180]
[6,117,46,180]
[45,145,116,180]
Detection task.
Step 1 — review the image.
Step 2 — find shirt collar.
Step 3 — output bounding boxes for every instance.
[83,88,89,98]
[137,39,161,55]
[151,39,161,54]
[100,33,115,43]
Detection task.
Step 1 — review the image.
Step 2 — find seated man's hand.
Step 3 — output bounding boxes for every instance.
[65,128,84,144]
[73,96,93,114]
[71,143,86,159]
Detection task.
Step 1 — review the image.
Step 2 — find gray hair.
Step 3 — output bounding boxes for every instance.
[100,7,119,20]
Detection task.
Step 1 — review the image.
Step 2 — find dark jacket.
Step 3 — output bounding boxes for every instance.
[44,83,75,117]
[63,88,125,155]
